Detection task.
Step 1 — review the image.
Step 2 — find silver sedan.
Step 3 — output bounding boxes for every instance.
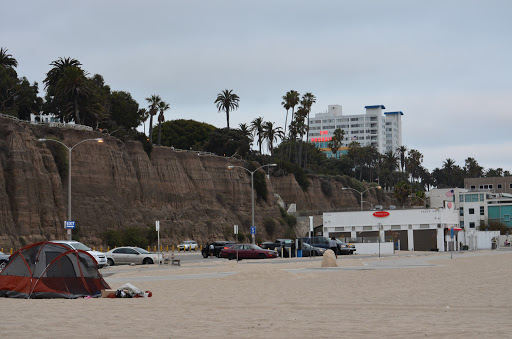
[105,247,161,266]
[0,251,10,271]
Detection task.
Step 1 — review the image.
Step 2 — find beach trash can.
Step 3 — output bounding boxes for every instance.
[297,249,302,257]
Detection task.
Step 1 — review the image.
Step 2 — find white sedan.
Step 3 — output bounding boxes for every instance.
[177,240,198,251]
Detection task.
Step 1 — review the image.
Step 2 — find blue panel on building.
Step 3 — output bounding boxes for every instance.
[488,206,512,227]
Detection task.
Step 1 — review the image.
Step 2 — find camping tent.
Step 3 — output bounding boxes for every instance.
[0,241,110,299]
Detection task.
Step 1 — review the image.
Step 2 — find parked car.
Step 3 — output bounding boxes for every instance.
[202,241,236,258]
[260,239,294,251]
[178,240,198,251]
[298,236,330,250]
[219,244,278,260]
[105,247,161,266]
[0,251,10,270]
[51,240,108,268]
[336,239,356,255]
[301,243,326,257]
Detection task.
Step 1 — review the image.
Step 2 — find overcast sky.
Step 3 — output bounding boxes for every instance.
[2,0,511,172]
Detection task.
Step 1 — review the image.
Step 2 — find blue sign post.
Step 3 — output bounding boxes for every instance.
[250,226,256,234]
[450,227,454,259]
[65,221,75,229]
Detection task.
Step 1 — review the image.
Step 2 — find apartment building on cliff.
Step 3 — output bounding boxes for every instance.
[308,105,403,158]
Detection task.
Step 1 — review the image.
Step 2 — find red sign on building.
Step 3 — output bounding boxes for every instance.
[373,211,390,218]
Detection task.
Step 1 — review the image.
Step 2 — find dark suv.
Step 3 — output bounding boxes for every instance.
[298,236,330,249]
[298,237,354,255]
[202,241,236,258]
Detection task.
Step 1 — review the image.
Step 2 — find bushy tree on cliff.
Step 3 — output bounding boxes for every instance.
[107,90,141,133]
[203,127,250,157]
[0,48,42,119]
[215,89,239,129]
[156,119,215,150]
[394,181,412,208]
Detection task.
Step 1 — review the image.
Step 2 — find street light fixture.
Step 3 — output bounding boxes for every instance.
[408,195,428,208]
[341,186,382,211]
[227,163,277,244]
[38,137,104,240]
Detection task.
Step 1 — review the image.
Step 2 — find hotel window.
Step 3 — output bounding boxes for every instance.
[459,195,464,203]
[480,206,484,215]
[469,222,475,228]
[469,208,474,215]
[470,185,476,190]
[498,184,502,189]
[459,207,463,216]
[465,194,479,202]
[489,184,493,189]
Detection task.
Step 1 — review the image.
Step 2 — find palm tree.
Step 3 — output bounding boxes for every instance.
[293,107,308,165]
[138,108,149,134]
[215,89,239,129]
[301,92,316,170]
[327,128,345,158]
[397,145,407,177]
[0,48,18,69]
[263,121,284,156]
[394,181,412,208]
[145,94,162,144]
[54,67,92,125]
[285,90,300,137]
[348,141,364,180]
[383,150,399,172]
[281,98,291,138]
[238,123,253,146]
[464,157,483,178]
[406,149,424,183]
[157,101,170,146]
[44,57,82,90]
[250,117,265,154]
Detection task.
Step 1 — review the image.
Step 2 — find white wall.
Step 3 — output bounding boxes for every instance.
[476,231,500,249]
[353,242,394,255]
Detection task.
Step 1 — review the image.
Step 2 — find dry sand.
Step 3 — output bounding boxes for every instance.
[1,250,512,338]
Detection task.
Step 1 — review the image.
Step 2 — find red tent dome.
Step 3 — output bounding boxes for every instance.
[0,241,110,299]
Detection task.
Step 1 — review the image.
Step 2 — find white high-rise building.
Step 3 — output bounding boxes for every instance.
[308,105,403,157]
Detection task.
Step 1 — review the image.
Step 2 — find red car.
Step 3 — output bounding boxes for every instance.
[219,244,278,260]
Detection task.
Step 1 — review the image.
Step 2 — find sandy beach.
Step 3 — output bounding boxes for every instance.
[1,250,511,338]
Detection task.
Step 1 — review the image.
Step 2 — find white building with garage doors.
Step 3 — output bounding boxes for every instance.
[323,204,459,252]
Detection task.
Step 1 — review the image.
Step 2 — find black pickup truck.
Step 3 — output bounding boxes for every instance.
[260,239,295,257]
[202,241,236,258]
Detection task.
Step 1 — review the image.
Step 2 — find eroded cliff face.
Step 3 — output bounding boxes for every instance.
[0,118,390,248]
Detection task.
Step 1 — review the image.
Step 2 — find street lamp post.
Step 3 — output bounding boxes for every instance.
[38,137,104,240]
[341,186,382,211]
[227,163,277,244]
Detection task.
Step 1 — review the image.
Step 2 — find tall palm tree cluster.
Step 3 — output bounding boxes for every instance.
[248,117,284,156]
[280,90,316,168]
[145,94,170,145]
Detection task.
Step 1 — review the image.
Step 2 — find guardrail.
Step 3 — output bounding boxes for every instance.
[0,112,93,131]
